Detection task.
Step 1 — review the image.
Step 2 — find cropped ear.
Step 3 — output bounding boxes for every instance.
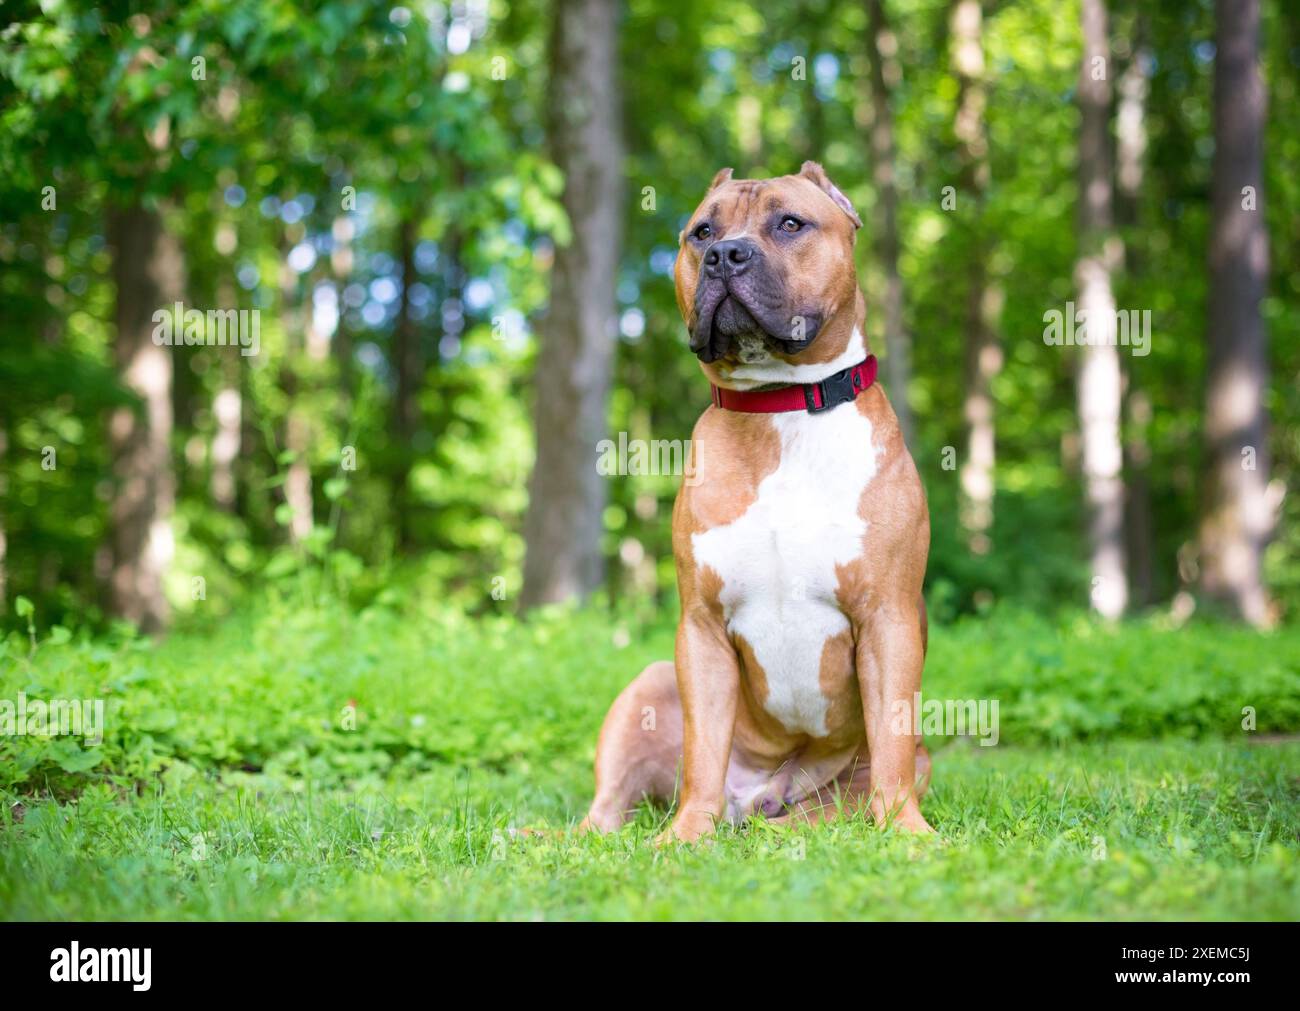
[799,160,862,230]
[708,167,734,191]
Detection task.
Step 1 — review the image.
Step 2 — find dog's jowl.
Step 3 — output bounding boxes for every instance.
[583,162,933,843]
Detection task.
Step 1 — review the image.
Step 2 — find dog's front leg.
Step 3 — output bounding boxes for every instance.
[656,609,739,845]
[855,602,934,833]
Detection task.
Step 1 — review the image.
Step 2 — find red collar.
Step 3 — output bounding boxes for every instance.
[710,355,878,414]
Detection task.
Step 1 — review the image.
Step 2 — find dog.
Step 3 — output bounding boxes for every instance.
[582,162,933,843]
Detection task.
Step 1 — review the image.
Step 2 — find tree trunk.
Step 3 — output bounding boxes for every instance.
[1117,40,1154,607]
[106,203,181,633]
[331,215,355,411]
[520,0,623,609]
[238,345,258,520]
[951,0,1001,553]
[283,407,313,543]
[392,215,421,552]
[1076,0,1127,619]
[329,214,356,542]
[211,384,241,511]
[1199,0,1275,626]
[1124,389,1154,606]
[1115,41,1149,228]
[799,0,829,158]
[278,252,313,544]
[210,279,241,512]
[864,0,913,446]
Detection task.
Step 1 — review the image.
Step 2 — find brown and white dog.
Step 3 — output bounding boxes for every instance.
[582,162,933,843]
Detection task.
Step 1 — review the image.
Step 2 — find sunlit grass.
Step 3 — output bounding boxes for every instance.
[1,597,1297,920]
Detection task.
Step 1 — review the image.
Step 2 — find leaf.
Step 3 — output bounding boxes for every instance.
[52,742,104,774]
[15,596,34,619]
[263,552,301,579]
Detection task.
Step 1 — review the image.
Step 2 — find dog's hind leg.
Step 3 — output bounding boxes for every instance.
[580,660,684,833]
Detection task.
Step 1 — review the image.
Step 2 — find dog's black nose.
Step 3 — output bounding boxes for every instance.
[704,238,756,276]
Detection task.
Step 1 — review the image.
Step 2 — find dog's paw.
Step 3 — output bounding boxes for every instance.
[888,806,936,835]
[654,809,718,847]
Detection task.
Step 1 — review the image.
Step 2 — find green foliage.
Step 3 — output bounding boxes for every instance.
[0,596,1297,919]
[2,590,1296,796]
[930,606,1300,742]
[2,0,1297,624]
[0,1,566,624]
[2,740,1297,920]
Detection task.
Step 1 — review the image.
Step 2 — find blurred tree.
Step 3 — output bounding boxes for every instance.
[1198,0,1276,627]
[277,240,315,546]
[1076,0,1127,619]
[521,0,624,608]
[107,201,182,632]
[951,0,1000,554]
[392,214,422,550]
[864,0,913,444]
[99,11,202,633]
[1115,22,1155,608]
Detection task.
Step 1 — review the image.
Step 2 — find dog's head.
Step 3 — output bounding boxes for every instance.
[674,161,865,386]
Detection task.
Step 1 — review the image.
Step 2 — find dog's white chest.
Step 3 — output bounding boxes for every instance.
[692,405,880,736]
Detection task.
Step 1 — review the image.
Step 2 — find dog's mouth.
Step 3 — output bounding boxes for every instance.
[689,284,730,363]
[710,295,761,344]
[691,284,822,364]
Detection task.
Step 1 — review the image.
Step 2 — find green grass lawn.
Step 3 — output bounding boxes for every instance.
[2,590,1298,920]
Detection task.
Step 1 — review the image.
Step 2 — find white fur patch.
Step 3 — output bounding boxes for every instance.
[720,327,866,390]
[691,399,880,736]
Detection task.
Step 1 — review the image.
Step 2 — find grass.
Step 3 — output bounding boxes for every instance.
[1,588,1298,920]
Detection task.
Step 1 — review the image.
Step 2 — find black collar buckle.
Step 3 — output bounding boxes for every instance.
[804,365,859,413]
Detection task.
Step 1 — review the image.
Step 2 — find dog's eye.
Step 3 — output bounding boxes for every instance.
[779,216,804,233]
[692,222,712,241]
